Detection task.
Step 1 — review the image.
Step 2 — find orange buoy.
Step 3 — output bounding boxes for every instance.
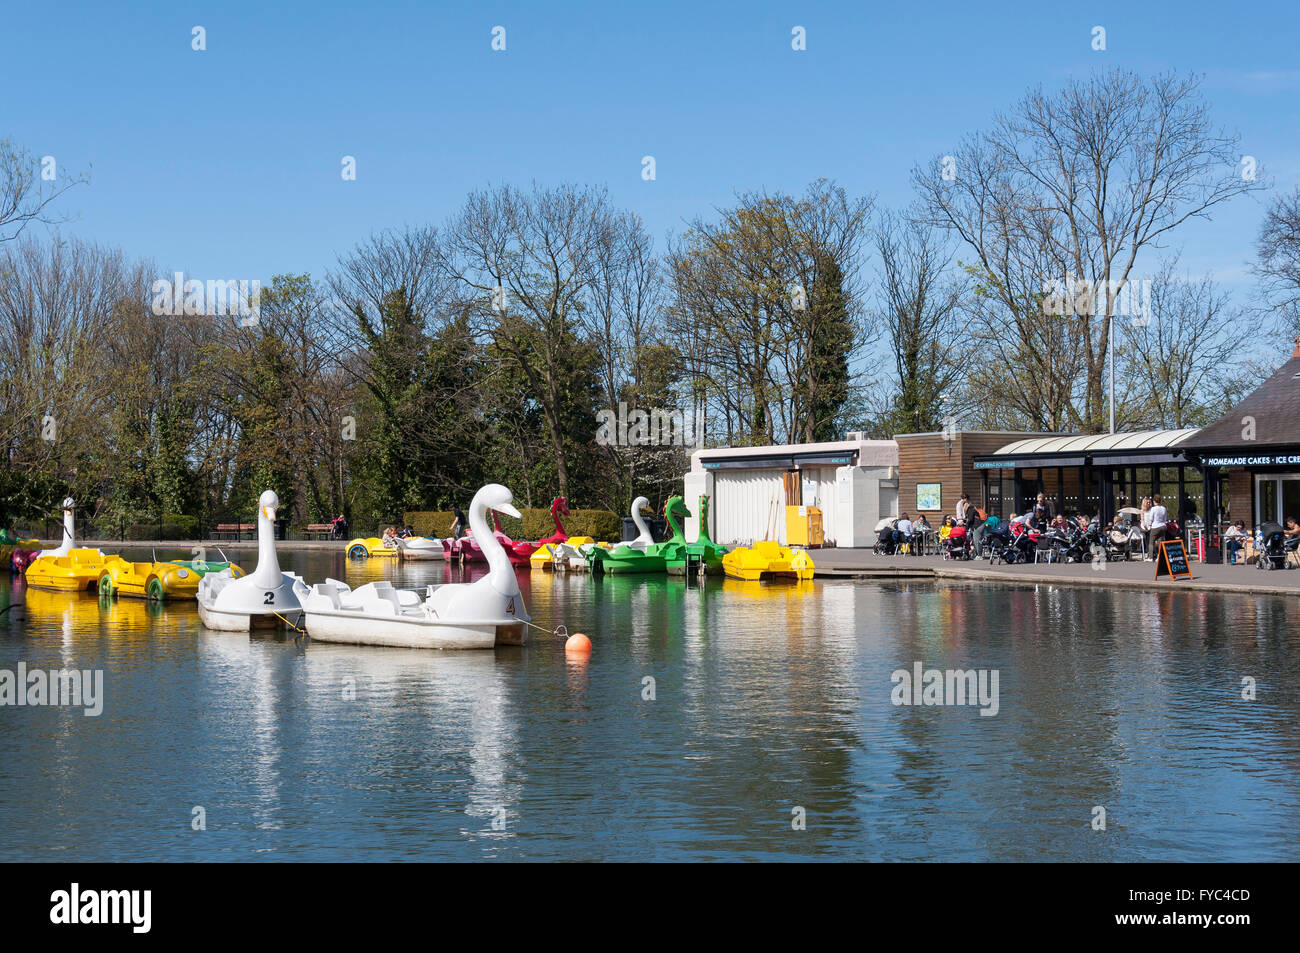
[565,633,592,655]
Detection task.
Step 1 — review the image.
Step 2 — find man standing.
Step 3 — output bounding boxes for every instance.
[1145,493,1168,561]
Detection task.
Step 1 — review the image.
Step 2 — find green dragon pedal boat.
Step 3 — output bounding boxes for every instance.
[666,493,727,575]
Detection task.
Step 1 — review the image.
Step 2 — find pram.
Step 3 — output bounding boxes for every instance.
[985,523,1013,563]
[1104,525,1139,561]
[943,525,971,560]
[874,519,899,556]
[989,521,1037,564]
[1255,522,1296,571]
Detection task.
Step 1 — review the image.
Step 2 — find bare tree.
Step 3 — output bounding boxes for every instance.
[916,69,1262,432]
[1119,259,1253,428]
[0,140,86,243]
[440,183,613,497]
[1256,188,1300,334]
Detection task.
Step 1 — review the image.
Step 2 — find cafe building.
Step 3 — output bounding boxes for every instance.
[966,340,1300,562]
[1178,340,1300,533]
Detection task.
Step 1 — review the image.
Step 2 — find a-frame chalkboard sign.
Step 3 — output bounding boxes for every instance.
[1155,538,1193,580]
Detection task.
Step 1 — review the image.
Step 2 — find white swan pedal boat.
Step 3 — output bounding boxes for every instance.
[302,483,531,650]
[302,579,527,649]
[197,489,309,631]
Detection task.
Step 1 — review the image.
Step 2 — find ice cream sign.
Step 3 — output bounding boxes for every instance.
[1202,454,1300,467]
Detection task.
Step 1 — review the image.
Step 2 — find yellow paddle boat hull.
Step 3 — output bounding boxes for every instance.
[529,536,602,569]
[721,541,815,582]
[347,537,400,558]
[98,557,245,601]
[25,548,114,592]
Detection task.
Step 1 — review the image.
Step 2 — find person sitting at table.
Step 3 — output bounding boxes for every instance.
[894,513,914,551]
[911,514,933,554]
[1284,517,1300,556]
[1222,520,1247,564]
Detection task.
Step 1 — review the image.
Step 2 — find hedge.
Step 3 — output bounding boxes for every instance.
[404,508,622,542]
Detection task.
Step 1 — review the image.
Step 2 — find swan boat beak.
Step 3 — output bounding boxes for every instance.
[495,503,522,520]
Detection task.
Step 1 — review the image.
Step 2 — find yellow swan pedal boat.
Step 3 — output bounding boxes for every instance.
[25,547,116,592]
[347,537,400,559]
[98,557,245,602]
[721,541,815,582]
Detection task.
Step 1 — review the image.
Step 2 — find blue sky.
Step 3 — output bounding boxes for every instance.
[4,0,1298,315]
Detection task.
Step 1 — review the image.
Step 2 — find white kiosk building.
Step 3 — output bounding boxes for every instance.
[682,435,899,547]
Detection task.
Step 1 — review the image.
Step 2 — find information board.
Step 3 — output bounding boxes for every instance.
[1155,538,1192,580]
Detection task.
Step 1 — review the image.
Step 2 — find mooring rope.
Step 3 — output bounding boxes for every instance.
[518,618,568,639]
[273,611,307,634]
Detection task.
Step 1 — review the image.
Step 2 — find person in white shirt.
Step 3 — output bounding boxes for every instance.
[1144,494,1168,560]
[955,494,971,523]
[1223,520,1247,564]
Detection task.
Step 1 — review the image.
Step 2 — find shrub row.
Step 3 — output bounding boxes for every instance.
[404,508,622,542]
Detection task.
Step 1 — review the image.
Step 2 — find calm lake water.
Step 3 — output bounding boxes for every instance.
[2,549,1297,862]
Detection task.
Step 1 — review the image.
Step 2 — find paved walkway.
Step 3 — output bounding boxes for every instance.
[810,547,1300,596]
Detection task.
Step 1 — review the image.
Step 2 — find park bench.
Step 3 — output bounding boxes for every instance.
[305,523,336,539]
[213,523,255,541]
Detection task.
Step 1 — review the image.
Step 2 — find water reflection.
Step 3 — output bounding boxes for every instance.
[0,553,1297,861]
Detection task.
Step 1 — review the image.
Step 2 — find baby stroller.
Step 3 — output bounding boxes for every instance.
[1005,522,1039,564]
[985,522,1014,563]
[943,525,971,560]
[874,519,899,556]
[1104,525,1138,561]
[1255,522,1294,571]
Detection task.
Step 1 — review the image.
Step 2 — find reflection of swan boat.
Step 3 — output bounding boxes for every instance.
[721,540,815,582]
[587,496,667,574]
[303,484,530,649]
[24,499,114,592]
[197,490,309,631]
[20,588,120,627]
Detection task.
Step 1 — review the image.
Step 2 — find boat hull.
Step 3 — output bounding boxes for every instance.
[25,549,112,592]
[721,543,814,582]
[197,603,299,632]
[304,612,514,650]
